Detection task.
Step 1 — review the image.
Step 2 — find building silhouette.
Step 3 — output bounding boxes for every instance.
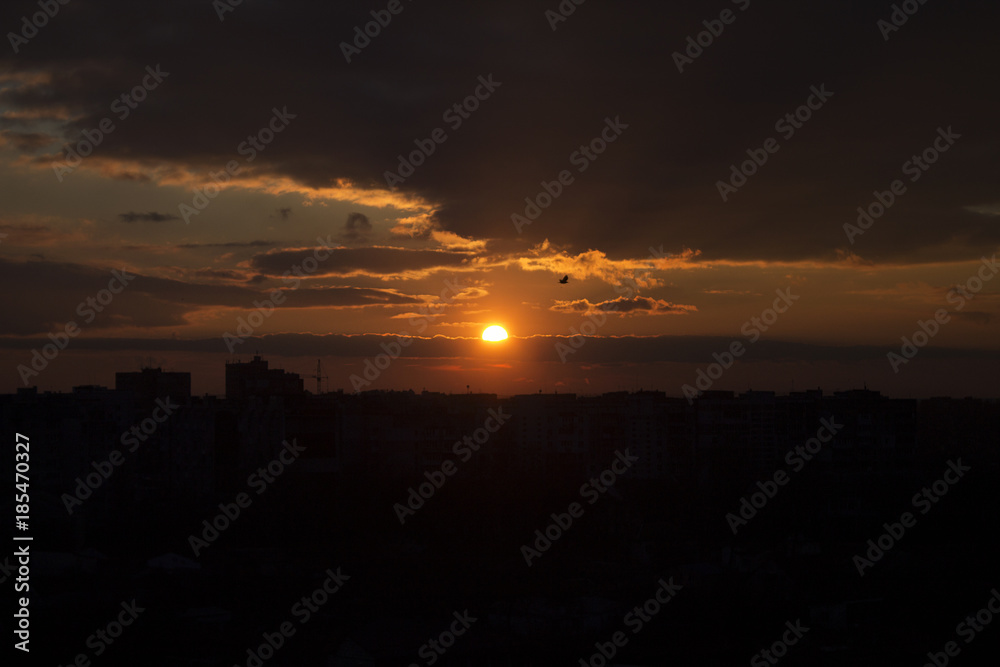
[225,354,304,400]
[116,367,191,406]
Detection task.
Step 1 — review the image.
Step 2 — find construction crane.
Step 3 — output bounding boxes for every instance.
[307,359,328,395]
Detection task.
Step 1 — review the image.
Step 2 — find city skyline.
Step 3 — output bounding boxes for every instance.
[9,351,1000,400]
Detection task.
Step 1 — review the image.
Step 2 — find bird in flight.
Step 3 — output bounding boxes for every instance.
[559,275,569,284]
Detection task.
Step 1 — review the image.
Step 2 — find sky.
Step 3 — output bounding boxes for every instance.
[1,0,998,398]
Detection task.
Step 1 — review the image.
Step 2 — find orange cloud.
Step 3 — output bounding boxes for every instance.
[550,296,697,316]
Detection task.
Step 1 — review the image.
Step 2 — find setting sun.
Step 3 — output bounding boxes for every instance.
[482,325,508,342]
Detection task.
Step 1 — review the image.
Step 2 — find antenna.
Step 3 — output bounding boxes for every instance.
[307,359,329,395]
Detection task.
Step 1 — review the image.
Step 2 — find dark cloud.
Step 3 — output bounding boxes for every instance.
[0,130,53,151]
[193,268,246,281]
[551,296,697,316]
[951,311,993,326]
[119,211,180,223]
[0,258,422,335]
[249,246,472,277]
[1,1,995,264]
[176,241,275,249]
[343,212,372,244]
[1,332,997,368]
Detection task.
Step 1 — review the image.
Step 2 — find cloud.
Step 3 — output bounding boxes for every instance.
[511,243,698,289]
[550,296,698,316]
[0,221,91,248]
[176,241,275,249]
[951,311,993,326]
[965,204,1000,217]
[389,311,448,320]
[0,130,53,151]
[342,212,372,244]
[193,268,247,281]
[249,246,474,278]
[118,211,180,223]
[1,332,996,368]
[0,257,423,335]
[390,214,437,240]
[2,1,996,265]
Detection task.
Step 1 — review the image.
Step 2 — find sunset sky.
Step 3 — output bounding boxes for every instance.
[1,0,998,397]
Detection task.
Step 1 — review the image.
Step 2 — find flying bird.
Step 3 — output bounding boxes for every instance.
[559,275,569,284]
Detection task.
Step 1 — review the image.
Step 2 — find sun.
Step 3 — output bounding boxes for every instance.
[482,325,508,342]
